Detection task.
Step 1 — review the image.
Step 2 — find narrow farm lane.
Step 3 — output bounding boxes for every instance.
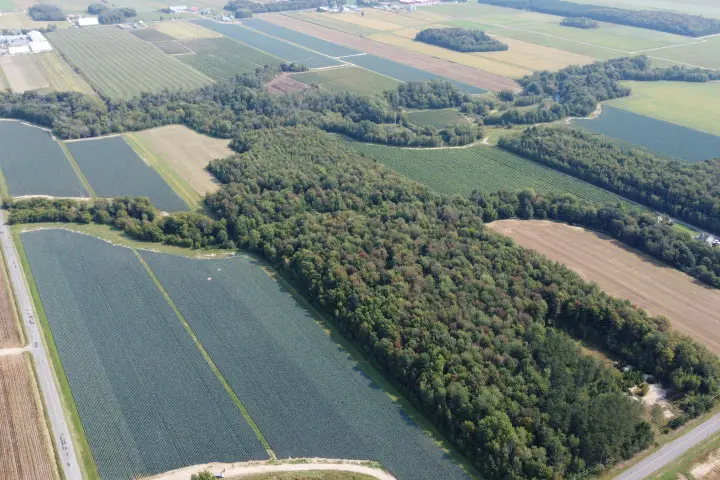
[0,210,83,480]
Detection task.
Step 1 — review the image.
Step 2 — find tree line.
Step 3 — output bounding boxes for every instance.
[224,0,335,14]
[560,17,599,29]
[498,127,720,236]
[28,4,64,21]
[7,126,720,479]
[477,0,720,37]
[415,28,509,52]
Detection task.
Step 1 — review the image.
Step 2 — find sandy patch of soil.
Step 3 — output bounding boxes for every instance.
[267,72,310,95]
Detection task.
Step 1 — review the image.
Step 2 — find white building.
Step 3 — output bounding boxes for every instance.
[168,5,188,13]
[8,45,31,55]
[77,17,99,26]
[30,41,52,52]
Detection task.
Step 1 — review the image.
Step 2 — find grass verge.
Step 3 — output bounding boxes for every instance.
[0,232,27,347]
[135,251,275,459]
[12,229,100,480]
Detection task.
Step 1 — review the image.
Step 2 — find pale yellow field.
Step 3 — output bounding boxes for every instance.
[153,20,221,39]
[0,12,67,30]
[0,55,48,93]
[36,52,96,95]
[330,12,401,32]
[126,125,231,199]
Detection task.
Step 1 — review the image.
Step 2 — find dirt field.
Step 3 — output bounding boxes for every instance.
[153,21,221,39]
[0,248,21,348]
[691,447,720,479]
[488,220,720,354]
[126,125,231,196]
[0,55,49,93]
[267,72,309,94]
[0,355,57,480]
[262,13,519,91]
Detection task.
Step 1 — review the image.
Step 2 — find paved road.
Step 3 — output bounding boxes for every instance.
[615,412,720,480]
[0,211,83,480]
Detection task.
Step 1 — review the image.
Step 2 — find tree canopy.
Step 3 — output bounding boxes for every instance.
[28,4,64,21]
[415,27,508,52]
[560,16,599,28]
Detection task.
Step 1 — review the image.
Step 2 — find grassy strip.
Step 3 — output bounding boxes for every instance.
[651,432,720,479]
[0,231,27,347]
[0,64,10,92]
[12,229,100,480]
[135,251,276,459]
[124,134,202,211]
[24,352,64,480]
[57,142,96,198]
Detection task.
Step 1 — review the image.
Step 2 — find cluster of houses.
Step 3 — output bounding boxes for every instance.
[0,30,52,56]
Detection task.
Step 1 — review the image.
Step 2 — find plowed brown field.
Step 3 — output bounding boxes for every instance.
[488,220,720,354]
[262,13,519,92]
[0,355,57,480]
[0,250,21,348]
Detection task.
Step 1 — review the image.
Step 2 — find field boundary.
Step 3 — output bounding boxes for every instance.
[57,142,95,198]
[135,251,275,459]
[0,232,26,347]
[12,229,101,480]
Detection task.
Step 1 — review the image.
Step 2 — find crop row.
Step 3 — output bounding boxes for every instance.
[179,37,282,80]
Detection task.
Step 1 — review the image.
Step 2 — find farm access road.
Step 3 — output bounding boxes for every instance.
[0,210,83,480]
[614,412,720,480]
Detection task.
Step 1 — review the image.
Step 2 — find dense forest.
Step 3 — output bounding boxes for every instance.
[28,4,64,21]
[223,0,331,14]
[98,8,137,24]
[477,0,720,37]
[560,17,599,29]
[499,127,720,236]
[415,28,509,52]
[474,190,720,288]
[8,127,720,479]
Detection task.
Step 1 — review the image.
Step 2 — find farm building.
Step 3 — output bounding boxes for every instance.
[0,30,52,55]
[8,45,30,55]
[28,31,52,53]
[168,5,189,13]
[78,17,99,26]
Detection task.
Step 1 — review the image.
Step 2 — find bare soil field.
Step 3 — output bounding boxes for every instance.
[691,447,720,479]
[262,13,519,91]
[126,125,231,196]
[0,355,57,480]
[488,220,720,354]
[0,55,49,93]
[267,72,309,94]
[0,248,21,348]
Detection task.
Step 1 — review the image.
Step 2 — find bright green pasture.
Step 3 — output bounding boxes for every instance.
[292,66,400,95]
[606,81,720,137]
[406,108,470,129]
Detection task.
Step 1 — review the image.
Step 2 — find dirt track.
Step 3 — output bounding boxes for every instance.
[488,220,720,354]
[262,13,519,92]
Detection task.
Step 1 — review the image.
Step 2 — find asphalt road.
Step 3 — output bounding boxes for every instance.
[0,212,83,480]
[614,412,720,480]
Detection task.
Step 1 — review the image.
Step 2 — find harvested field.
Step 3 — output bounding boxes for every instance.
[292,66,400,95]
[0,247,21,348]
[36,51,95,94]
[130,28,175,42]
[286,11,378,36]
[488,220,720,354]
[267,73,309,94]
[0,55,48,93]
[154,20,221,39]
[265,13,518,91]
[66,136,188,212]
[0,355,57,480]
[22,230,268,480]
[125,125,230,196]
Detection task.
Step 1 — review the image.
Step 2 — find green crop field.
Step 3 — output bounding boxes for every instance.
[606,81,720,137]
[66,137,188,211]
[243,18,358,57]
[349,141,626,203]
[193,19,342,69]
[153,41,193,54]
[22,230,267,480]
[179,37,282,81]
[292,66,400,95]
[47,27,213,99]
[141,251,469,480]
[130,28,175,42]
[407,109,470,129]
[0,122,87,197]
[575,106,720,162]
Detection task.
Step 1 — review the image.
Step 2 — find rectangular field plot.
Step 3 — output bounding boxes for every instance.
[179,37,282,80]
[574,106,720,162]
[0,355,58,480]
[242,18,359,57]
[349,141,625,204]
[142,252,469,480]
[292,66,400,95]
[192,19,341,69]
[0,122,87,197]
[407,108,471,128]
[66,137,188,212]
[0,55,49,93]
[347,54,486,94]
[21,230,267,480]
[47,27,213,99]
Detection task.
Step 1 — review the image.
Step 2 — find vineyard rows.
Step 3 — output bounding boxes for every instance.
[141,251,470,480]
[0,122,87,197]
[22,230,267,480]
[350,142,626,204]
[66,136,188,212]
[47,27,212,99]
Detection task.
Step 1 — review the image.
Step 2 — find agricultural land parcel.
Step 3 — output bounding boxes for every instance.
[292,66,400,95]
[152,21,221,39]
[605,81,720,137]
[349,142,625,204]
[125,125,230,197]
[0,241,21,348]
[47,27,213,99]
[488,220,720,355]
[65,136,189,212]
[0,52,91,95]
[141,251,470,480]
[406,108,470,129]
[21,230,267,480]
[0,122,87,197]
[574,106,720,162]
[570,0,720,18]
[178,37,282,81]
[0,355,58,480]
